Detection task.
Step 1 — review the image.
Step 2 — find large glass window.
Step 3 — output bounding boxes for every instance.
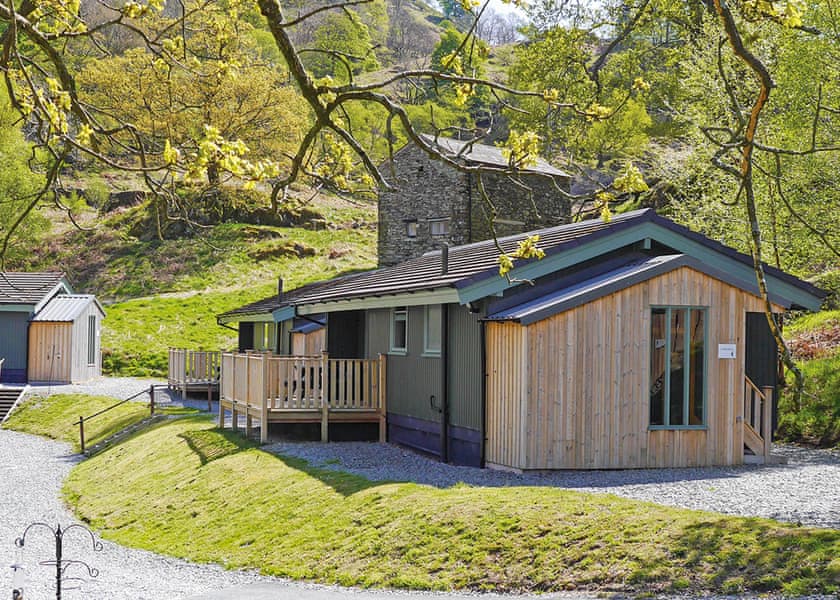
[424,305,441,355]
[390,308,408,353]
[650,307,706,428]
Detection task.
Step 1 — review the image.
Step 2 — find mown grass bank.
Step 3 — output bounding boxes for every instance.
[2,394,154,452]
[50,414,839,596]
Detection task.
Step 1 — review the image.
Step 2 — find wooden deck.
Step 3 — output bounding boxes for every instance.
[218,352,387,443]
[168,349,220,409]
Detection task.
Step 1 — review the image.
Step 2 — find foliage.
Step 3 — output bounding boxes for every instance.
[306,10,381,80]
[60,415,840,595]
[0,89,48,265]
[778,311,840,446]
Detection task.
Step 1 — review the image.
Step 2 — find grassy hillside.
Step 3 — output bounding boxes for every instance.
[46,406,840,596]
[13,188,377,376]
[779,310,840,446]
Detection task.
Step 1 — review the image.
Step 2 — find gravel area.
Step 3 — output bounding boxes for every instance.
[264,441,840,530]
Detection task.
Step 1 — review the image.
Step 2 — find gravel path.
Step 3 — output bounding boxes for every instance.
[262,442,840,530]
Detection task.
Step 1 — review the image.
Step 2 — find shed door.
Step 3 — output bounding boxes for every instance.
[745,312,779,435]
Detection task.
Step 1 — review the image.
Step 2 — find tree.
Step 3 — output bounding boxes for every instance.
[0,0,837,402]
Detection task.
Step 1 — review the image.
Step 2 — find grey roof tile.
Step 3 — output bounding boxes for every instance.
[0,272,67,304]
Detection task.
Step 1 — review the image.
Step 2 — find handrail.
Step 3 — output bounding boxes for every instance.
[73,384,165,453]
[743,375,774,460]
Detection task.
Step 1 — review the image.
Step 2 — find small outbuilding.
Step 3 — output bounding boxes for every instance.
[0,273,104,384]
[28,295,105,384]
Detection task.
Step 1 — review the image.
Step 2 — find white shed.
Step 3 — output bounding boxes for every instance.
[28,295,105,383]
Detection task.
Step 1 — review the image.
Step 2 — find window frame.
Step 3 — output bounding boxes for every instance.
[429,218,450,237]
[648,305,708,430]
[87,314,97,366]
[389,307,408,355]
[405,220,418,238]
[423,305,442,356]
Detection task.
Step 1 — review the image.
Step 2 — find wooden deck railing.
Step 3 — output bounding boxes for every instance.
[219,352,386,443]
[169,348,221,385]
[744,375,773,460]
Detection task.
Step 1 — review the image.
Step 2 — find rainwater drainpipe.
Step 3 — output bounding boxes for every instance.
[440,245,450,463]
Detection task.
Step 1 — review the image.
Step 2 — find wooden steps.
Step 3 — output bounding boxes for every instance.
[0,387,24,423]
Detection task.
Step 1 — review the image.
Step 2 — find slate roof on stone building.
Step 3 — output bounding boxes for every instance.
[418,134,569,177]
[0,272,68,304]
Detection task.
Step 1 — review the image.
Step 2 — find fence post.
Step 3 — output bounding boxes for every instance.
[149,384,155,416]
[79,416,85,454]
[260,354,270,444]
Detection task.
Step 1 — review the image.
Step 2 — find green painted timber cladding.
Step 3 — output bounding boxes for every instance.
[367,306,443,423]
[0,311,30,371]
[447,304,483,430]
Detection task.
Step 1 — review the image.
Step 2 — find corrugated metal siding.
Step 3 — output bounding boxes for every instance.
[365,309,390,355]
[448,304,482,430]
[32,295,96,322]
[383,305,443,422]
[0,312,30,373]
[69,303,102,382]
[28,322,72,383]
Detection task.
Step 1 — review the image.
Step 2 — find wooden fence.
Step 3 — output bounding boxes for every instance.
[743,375,773,461]
[219,352,386,443]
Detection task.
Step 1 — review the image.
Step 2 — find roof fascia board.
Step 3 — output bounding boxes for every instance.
[509,259,788,326]
[297,289,459,314]
[271,305,296,323]
[219,312,276,325]
[646,224,823,311]
[458,221,822,310]
[0,304,34,312]
[457,222,653,304]
[33,281,72,314]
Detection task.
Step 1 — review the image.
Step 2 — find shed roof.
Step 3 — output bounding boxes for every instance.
[417,135,569,177]
[31,295,105,322]
[0,272,69,305]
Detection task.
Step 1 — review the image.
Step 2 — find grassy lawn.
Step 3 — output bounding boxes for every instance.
[52,414,839,596]
[2,394,155,452]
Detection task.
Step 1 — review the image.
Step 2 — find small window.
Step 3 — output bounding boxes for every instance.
[253,323,276,351]
[87,315,96,365]
[390,308,408,354]
[650,307,706,428]
[429,218,450,237]
[406,221,418,238]
[424,305,442,355]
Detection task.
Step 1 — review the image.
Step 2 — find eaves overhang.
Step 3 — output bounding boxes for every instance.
[295,288,460,315]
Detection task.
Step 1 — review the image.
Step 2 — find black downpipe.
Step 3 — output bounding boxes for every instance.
[440,304,449,463]
[479,311,487,467]
[466,172,473,243]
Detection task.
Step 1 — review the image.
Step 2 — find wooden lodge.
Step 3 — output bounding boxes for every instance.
[217,209,825,470]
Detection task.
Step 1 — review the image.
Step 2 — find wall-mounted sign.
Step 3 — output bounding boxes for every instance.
[718,343,737,359]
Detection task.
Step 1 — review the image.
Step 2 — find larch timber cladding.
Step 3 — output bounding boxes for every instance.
[485,266,780,470]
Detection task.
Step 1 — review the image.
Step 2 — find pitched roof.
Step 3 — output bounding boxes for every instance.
[220,208,827,320]
[0,272,68,305]
[418,134,569,177]
[31,295,104,322]
[485,254,768,325]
